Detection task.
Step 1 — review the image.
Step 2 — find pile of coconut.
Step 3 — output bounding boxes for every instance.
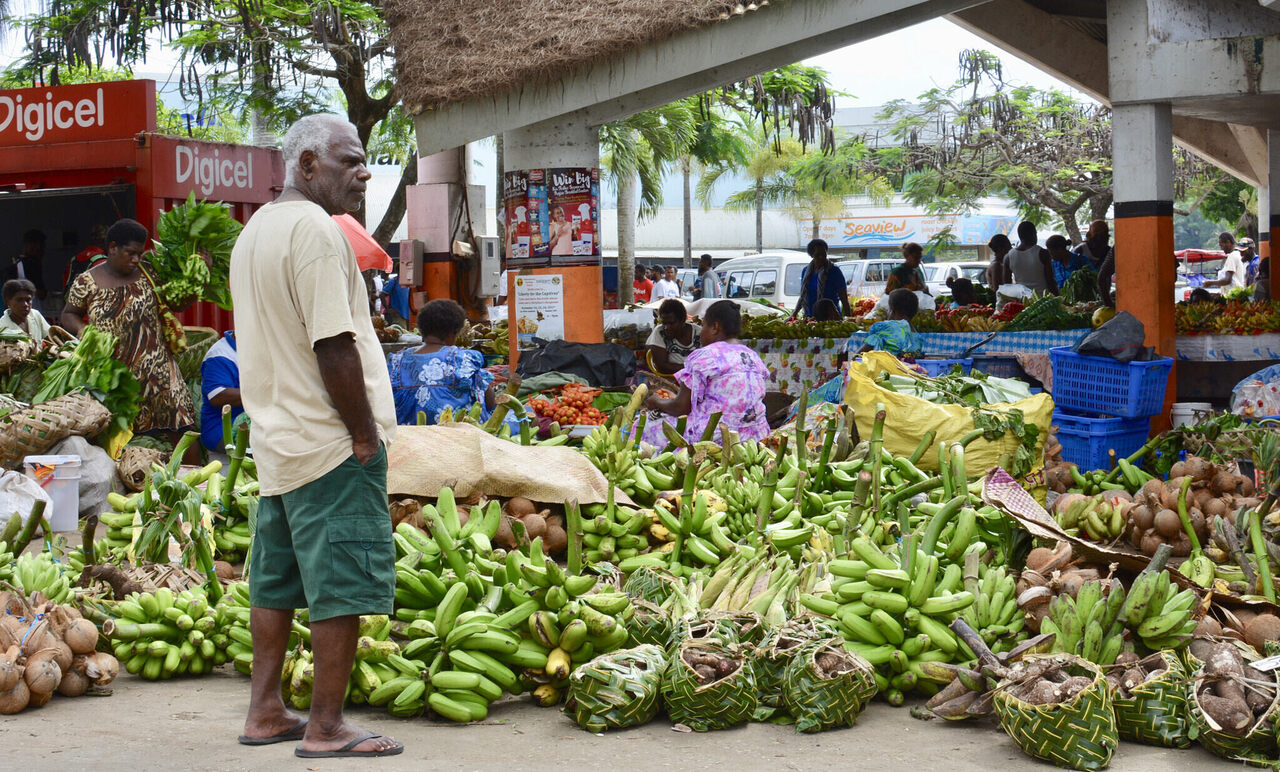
[0,589,118,714]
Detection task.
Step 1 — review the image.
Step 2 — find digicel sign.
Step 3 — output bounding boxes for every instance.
[149,135,280,204]
[0,81,154,147]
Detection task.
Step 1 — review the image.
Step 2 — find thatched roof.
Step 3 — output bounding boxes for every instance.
[386,0,759,113]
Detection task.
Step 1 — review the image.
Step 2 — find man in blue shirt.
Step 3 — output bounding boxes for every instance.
[792,239,852,318]
[200,331,245,451]
[1047,234,1089,291]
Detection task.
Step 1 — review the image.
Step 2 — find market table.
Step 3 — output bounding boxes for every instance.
[747,330,1090,395]
[1176,333,1280,361]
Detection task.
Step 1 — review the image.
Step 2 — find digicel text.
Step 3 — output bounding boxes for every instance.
[0,88,104,141]
[175,144,253,195]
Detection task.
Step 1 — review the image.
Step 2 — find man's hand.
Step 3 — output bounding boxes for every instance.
[353,437,380,465]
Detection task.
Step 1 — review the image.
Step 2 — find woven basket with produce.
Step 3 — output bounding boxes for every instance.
[754,617,837,712]
[669,610,767,650]
[175,327,219,381]
[660,639,758,731]
[623,565,683,605]
[1187,639,1280,764]
[0,391,111,468]
[564,644,667,733]
[624,598,673,648]
[781,638,878,733]
[1105,650,1196,748]
[993,654,1118,771]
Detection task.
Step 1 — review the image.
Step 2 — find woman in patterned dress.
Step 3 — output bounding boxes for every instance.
[60,218,195,435]
[641,300,770,448]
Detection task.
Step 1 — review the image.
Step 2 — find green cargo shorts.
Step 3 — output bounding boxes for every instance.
[248,446,395,621]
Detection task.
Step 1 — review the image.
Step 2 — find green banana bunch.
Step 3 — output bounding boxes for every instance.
[1067,461,1155,496]
[11,551,74,605]
[693,550,813,626]
[623,492,736,574]
[105,585,234,679]
[0,539,15,583]
[1055,495,1126,542]
[578,501,650,566]
[1039,578,1127,665]
[958,554,1026,654]
[801,537,977,706]
[1117,568,1198,653]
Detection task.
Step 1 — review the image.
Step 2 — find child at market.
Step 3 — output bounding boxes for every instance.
[387,299,522,429]
[812,298,841,321]
[946,277,979,308]
[850,288,924,359]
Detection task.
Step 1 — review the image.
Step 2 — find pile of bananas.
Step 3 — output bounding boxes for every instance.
[0,539,12,583]
[1055,495,1126,542]
[801,537,976,706]
[740,317,862,340]
[8,551,75,605]
[693,550,816,626]
[577,502,649,565]
[472,320,509,357]
[1066,460,1155,496]
[957,556,1026,654]
[104,586,232,679]
[1039,579,1127,665]
[1118,566,1199,652]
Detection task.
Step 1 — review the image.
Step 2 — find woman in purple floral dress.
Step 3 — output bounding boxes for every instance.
[641,300,770,448]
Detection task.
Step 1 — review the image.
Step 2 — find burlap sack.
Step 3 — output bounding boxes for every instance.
[386,423,632,505]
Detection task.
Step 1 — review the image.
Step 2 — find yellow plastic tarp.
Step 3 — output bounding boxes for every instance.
[842,352,1053,480]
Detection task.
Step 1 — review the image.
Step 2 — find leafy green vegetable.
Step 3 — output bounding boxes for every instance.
[149,192,242,310]
[1060,268,1099,305]
[33,326,141,434]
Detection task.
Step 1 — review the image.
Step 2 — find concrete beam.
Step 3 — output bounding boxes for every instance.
[413,0,985,157]
[1172,115,1263,185]
[947,0,1108,101]
[1111,34,1280,103]
[1229,122,1270,184]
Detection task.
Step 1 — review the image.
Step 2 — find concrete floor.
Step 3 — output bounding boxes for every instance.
[0,668,1243,771]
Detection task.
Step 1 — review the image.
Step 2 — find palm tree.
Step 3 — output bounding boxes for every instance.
[679,109,750,266]
[783,140,895,238]
[601,101,697,304]
[696,118,804,253]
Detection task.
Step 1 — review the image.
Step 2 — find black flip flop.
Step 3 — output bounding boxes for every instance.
[294,733,405,759]
[238,719,309,746]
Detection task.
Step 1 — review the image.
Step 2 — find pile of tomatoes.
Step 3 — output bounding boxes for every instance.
[528,383,608,426]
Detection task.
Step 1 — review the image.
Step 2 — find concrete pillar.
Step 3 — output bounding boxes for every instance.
[405,147,486,318]
[1111,102,1177,415]
[503,114,604,357]
[1268,130,1280,298]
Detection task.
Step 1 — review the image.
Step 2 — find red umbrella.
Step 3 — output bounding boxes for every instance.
[333,213,393,272]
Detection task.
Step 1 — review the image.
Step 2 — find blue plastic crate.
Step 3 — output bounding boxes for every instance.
[916,358,973,377]
[1052,409,1152,472]
[1049,347,1173,418]
[970,355,1025,380]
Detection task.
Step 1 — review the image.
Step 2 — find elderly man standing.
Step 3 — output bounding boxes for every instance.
[229,114,402,759]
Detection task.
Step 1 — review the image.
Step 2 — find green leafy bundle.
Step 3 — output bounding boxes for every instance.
[33,325,141,434]
[149,192,242,310]
[1061,268,1099,305]
[1003,295,1091,332]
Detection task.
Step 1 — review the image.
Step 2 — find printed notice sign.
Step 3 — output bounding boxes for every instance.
[513,274,565,349]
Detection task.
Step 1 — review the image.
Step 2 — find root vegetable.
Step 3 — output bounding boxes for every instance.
[1199,693,1252,734]
[1154,509,1182,539]
[0,680,28,714]
[1024,680,1062,705]
[504,497,537,519]
[1244,614,1280,651]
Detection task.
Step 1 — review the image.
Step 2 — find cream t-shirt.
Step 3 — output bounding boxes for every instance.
[229,199,396,496]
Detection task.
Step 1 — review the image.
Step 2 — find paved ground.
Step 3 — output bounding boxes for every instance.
[0,668,1242,771]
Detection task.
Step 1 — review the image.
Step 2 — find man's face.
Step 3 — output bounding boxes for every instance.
[1220,236,1235,252]
[6,290,32,319]
[303,124,370,215]
[665,268,676,282]
[1049,246,1069,262]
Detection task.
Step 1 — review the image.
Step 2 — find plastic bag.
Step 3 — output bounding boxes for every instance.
[842,352,1053,495]
[0,469,52,530]
[1232,363,1280,418]
[868,290,936,319]
[1074,311,1150,363]
[516,339,636,387]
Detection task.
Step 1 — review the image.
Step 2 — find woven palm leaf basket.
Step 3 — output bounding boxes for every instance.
[564,644,667,732]
[992,654,1118,771]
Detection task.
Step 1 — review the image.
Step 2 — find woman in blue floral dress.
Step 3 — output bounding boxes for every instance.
[387,299,500,425]
[641,300,770,448]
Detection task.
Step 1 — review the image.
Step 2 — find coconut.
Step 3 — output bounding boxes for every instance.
[23,653,61,696]
[62,619,98,656]
[1160,482,1183,512]
[1129,504,1155,532]
[0,679,29,714]
[504,496,537,519]
[1100,489,1133,504]
[1195,617,1223,637]
[494,515,517,550]
[1153,509,1182,539]
[26,689,51,708]
[56,668,88,697]
[49,639,72,674]
[1241,476,1256,497]
[83,652,119,686]
[214,561,237,580]
[1244,614,1280,651]
[521,513,547,539]
[1183,457,1213,481]
[1025,547,1057,573]
[0,648,18,691]
[543,525,568,554]
[1212,471,1240,496]
[1139,531,1165,556]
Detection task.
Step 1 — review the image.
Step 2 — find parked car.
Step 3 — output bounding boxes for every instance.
[1175,249,1226,301]
[834,257,902,300]
[923,261,990,296]
[712,252,809,308]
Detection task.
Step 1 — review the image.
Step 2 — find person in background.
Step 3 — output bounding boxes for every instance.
[632,263,653,303]
[694,253,723,299]
[642,300,769,447]
[793,238,852,318]
[946,277,978,308]
[812,298,841,321]
[61,219,196,438]
[0,279,50,340]
[986,234,1012,294]
[1047,234,1088,291]
[200,330,244,452]
[885,242,929,294]
[2,229,47,307]
[1188,287,1214,304]
[65,225,108,294]
[851,289,923,359]
[379,271,412,327]
[387,299,509,427]
[1004,221,1057,294]
[1205,232,1247,290]
[1074,219,1112,270]
[1253,257,1271,301]
[1240,238,1260,285]
[645,298,701,376]
[228,114,402,758]
[652,266,681,300]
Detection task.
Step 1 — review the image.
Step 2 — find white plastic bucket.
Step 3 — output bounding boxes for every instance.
[23,455,82,532]
[1170,402,1214,428]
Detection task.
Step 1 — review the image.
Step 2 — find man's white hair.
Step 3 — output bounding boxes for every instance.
[282,114,352,184]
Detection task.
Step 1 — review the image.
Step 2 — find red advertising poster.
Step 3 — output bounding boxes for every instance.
[0,81,155,147]
[547,167,599,266]
[504,169,552,268]
[149,136,280,204]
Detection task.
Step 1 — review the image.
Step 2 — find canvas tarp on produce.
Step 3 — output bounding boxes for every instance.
[387,423,631,505]
[843,352,1054,476]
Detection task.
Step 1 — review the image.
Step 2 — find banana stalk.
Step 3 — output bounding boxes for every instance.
[1250,493,1277,601]
[566,500,583,576]
[870,403,886,525]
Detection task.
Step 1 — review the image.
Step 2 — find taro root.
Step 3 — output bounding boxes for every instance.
[1199,693,1252,734]
[1194,617,1223,638]
[1243,613,1280,651]
[1023,679,1062,705]
[693,664,716,684]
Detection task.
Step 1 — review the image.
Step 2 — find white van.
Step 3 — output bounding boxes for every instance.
[835,257,903,300]
[713,252,811,308]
